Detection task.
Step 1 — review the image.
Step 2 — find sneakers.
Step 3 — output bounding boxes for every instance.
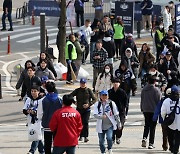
[116,138,121,144]
[162,144,168,151]
[108,149,113,154]
[148,144,155,149]
[141,29,146,33]
[84,137,89,142]
[79,137,83,141]
[66,80,74,85]
[141,138,147,147]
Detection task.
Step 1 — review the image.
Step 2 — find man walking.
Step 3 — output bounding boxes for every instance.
[70,78,96,142]
[49,94,83,154]
[1,0,13,31]
[141,76,161,149]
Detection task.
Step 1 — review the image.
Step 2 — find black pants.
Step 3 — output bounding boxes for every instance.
[66,60,76,81]
[161,124,169,149]
[143,112,157,144]
[112,114,125,140]
[168,128,180,154]
[44,131,55,154]
[114,39,123,58]
[82,44,90,63]
[76,11,84,27]
[77,109,90,137]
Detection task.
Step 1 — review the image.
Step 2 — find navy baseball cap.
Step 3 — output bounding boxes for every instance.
[100,90,108,95]
[171,85,180,93]
[41,76,49,83]
[80,78,87,83]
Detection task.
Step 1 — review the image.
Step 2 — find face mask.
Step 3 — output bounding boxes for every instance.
[105,69,110,73]
[159,25,164,29]
[149,71,156,76]
[127,39,132,43]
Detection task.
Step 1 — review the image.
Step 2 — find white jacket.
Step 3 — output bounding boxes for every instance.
[162,8,172,32]
[161,98,180,131]
[93,100,120,133]
[79,25,94,44]
[95,73,112,92]
[23,97,44,124]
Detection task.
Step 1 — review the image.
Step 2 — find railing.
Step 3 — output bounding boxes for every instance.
[16,2,28,19]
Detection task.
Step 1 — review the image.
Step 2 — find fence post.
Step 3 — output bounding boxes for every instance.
[0,74,2,99]
[40,13,46,53]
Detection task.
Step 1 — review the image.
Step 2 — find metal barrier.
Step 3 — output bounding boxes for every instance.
[16,2,28,20]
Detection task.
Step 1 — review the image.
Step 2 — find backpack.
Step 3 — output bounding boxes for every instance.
[97,100,114,115]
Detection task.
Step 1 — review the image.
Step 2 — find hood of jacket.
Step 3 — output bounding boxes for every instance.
[103,37,111,42]
[46,93,59,102]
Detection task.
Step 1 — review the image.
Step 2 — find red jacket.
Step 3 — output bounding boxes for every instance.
[49,106,83,147]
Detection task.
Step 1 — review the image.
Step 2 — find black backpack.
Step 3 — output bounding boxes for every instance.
[97,100,114,115]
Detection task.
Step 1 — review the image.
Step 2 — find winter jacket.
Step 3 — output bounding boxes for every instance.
[141,0,153,15]
[16,69,28,89]
[42,93,62,131]
[74,39,85,60]
[21,75,41,98]
[140,84,162,113]
[74,0,84,13]
[70,87,96,110]
[91,19,103,42]
[158,58,178,80]
[49,106,83,146]
[161,98,180,131]
[35,66,55,80]
[95,72,112,92]
[138,50,155,72]
[102,37,116,58]
[108,87,128,114]
[93,99,120,133]
[37,60,57,78]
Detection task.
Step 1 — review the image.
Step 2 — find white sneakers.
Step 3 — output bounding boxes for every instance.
[108,149,113,154]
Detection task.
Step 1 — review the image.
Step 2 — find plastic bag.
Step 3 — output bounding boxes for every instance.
[54,63,67,79]
[28,121,42,141]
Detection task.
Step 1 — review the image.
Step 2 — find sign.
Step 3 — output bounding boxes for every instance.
[28,1,60,17]
[115,1,134,34]
[175,3,180,34]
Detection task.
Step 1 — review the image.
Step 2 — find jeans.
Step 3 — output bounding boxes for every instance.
[90,42,96,63]
[29,140,44,154]
[143,112,157,144]
[168,128,180,154]
[77,109,90,137]
[98,126,113,153]
[44,131,54,154]
[2,12,13,29]
[52,146,76,154]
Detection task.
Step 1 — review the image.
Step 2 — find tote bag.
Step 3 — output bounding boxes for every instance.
[28,121,42,141]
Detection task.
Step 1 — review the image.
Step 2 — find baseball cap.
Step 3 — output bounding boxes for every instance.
[166,51,172,56]
[171,85,180,93]
[41,76,49,83]
[127,33,133,37]
[100,90,108,95]
[80,78,87,83]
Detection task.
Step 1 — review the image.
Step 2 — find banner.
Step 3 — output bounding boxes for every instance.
[175,3,180,34]
[115,1,134,34]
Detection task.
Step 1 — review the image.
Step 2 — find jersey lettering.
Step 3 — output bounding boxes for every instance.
[62,112,76,118]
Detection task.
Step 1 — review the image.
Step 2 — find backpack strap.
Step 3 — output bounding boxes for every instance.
[97,101,101,113]
[109,101,114,115]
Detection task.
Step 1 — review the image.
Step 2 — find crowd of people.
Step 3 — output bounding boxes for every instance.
[14,0,180,154]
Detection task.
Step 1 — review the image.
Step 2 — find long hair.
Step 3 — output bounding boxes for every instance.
[99,64,113,81]
[141,43,150,52]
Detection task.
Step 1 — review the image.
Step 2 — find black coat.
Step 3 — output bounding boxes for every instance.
[102,39,116,58]
[108,87,128,114]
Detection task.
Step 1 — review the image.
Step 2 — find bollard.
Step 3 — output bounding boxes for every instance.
[32,10,35,25]
[137,21,141,39]
[40,13,46,53]
[7,35,11,54]
[0,74,2,99]
[23,6,25,25]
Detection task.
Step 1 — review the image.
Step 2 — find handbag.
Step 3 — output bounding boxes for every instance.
[163,100,179,126]
[28,121,42,141]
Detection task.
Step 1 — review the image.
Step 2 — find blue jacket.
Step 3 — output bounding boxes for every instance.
[141,0,153,15]
[42,93,62,129]
[153,97,166,123]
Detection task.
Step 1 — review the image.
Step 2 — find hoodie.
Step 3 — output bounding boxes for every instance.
[42,93,62,130]
[140,84,161,113]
